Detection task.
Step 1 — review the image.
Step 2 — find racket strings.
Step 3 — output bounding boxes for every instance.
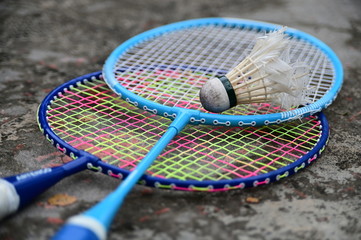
[116,25,261,109]
[47,80,170,169]
[153,118,321,180]
[118,27,216,105]
[46,78,323,182]
[113,24,335,115]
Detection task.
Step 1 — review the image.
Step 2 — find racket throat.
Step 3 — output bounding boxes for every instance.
[62,151,102,175]
[169,108,199,134]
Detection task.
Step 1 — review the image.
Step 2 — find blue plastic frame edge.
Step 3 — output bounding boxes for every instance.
[103,17,343,127]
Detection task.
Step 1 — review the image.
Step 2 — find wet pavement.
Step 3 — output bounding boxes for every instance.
[0,0,360,239]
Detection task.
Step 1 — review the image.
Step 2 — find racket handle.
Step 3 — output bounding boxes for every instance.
[52,215,106,240]
[0,179,20,220]
[0,152,96,219]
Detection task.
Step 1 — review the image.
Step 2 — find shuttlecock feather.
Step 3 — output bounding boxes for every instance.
[199,27,312,113]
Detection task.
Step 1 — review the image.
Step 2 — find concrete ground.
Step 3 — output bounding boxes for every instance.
[0,0,360,239]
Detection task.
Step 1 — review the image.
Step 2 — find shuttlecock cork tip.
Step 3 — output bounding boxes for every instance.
[200,76,237,113]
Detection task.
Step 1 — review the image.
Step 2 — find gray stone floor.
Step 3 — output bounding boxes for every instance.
[0,0,360,239]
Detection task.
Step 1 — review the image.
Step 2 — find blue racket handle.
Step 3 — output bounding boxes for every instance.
[52,215,106,240]
[0,151,99,219]
[0,178,20,220]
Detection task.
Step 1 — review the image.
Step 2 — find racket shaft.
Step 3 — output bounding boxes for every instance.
[0,151,98,219]
[52,111,191,240]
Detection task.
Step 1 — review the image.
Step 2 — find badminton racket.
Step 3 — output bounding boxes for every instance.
[54,17,339,239]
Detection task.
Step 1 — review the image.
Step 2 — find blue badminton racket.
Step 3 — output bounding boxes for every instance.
[50,18,341,239]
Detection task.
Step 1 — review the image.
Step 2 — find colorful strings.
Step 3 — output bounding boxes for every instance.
[46,77,324,191]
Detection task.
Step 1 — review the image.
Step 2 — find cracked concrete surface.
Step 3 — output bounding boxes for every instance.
[0,0,360,239]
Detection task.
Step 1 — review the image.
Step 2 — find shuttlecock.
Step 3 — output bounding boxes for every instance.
[199,27,311,113]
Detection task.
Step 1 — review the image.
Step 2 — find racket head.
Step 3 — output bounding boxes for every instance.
[103,17,343,127]
[38,71,329,191]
